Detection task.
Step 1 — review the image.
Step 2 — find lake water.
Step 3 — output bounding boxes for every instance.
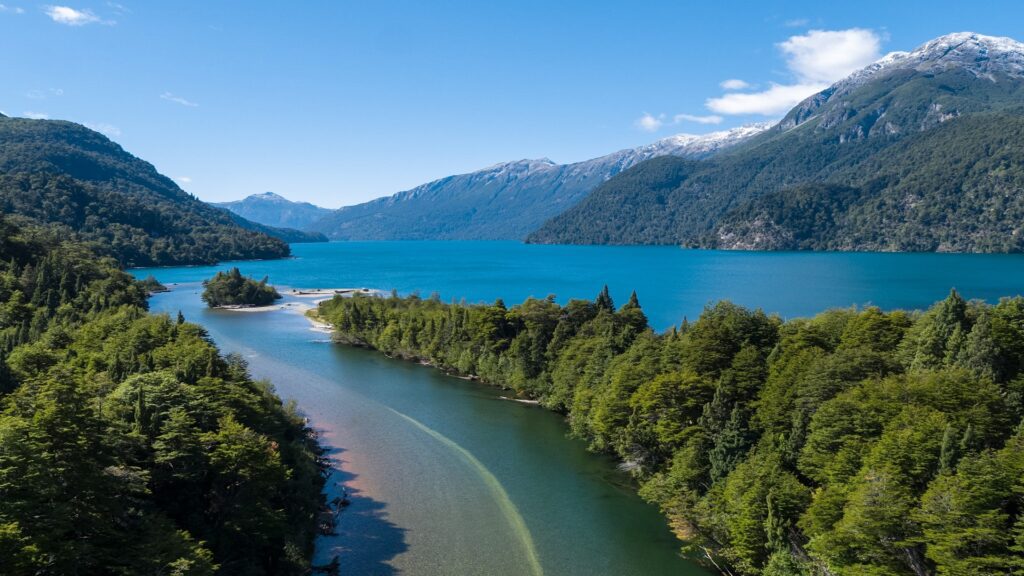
[134,241,1024,575]
[138,241,1024,329]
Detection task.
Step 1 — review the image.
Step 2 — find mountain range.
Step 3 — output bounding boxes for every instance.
[529,32,1024,252]
[219,125,770,241]
[0,114,311,266]
[189,32,1024,253]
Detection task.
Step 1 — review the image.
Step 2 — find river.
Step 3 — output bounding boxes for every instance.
[134,241,1024,574]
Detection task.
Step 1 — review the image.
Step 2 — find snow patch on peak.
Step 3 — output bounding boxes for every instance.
[918,32,1024,55]
[251,191,288,202]
[852,31,1024,85]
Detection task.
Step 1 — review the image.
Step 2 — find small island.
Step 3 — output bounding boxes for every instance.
[201,267,282,308]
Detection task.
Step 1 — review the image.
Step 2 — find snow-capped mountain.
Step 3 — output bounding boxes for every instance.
[214,192,332,230]
[783,32,1024,132]
[310,123,772,240]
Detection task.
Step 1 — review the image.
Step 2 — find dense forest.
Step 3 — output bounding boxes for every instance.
[0,114,293,266]
[0,214,327,575]
[202,267,282,308]
[318,287,1024,575]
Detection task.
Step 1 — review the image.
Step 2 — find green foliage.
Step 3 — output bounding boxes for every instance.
[0,215,325,574]
[201,267,282,308]
[0,116,291,266]
[320,287,1024,575]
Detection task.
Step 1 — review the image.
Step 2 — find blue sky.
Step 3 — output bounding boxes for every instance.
[1,1,1022,207]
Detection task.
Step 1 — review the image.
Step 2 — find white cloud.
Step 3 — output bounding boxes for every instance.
[635,113,664,132]
[176,176,192,184]
[23,111,49,119]
[784,18,809,28]
[0,4,26,13]
[160,92,199,107]
[707,83,826,116]
[45,5,105,25]
[720,79,750,91]
[779,28,882,84]
[705,28,882,116]
[85,122,121,138]
[673,113,723,125]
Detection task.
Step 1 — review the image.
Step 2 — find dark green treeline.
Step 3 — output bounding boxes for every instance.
[0,214,327,575]
[318,287,1024,576]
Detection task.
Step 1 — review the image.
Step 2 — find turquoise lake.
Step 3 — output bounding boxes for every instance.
[134,241,1024,575]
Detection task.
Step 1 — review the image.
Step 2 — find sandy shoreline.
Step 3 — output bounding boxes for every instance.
[286,287,385,298]
[210,285,364,336]
[215,286,385,314]
[217,301,314,313]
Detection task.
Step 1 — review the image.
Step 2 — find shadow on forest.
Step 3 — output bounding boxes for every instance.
[315,442,408,575]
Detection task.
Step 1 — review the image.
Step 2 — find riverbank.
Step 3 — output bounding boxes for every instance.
[136,266,719,575]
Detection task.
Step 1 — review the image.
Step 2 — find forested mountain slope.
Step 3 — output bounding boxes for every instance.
[0,114,292,266]
[529,33,1024,252]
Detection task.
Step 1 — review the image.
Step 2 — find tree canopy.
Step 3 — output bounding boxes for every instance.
[202,268,281,308]
[319,287,1024,575]
[0,214,326,575]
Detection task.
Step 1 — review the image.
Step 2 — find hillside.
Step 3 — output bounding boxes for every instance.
[0,115,292,266]
[0,214,326,574]
[529,33,1024,252]
[214,191,333,231]
[310,124,769,240]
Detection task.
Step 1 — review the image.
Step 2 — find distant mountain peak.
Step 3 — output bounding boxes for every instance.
[480,158,559,172]
[214,191,332,231]
[250,191,290,202]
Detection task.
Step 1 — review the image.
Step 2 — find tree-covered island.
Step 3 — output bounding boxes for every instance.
[202,267,282,308]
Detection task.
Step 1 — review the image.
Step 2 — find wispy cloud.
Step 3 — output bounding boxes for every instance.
[706,28,882,116]
[160,92,199,107]
[0,4,25,13]
[720,79,750,90]
[23,111,49,119]
[674,113,723,125]
[635,113,664,132]
[635,111,724,132]
[85,122,121,138]
[176,176,192,184]
[784,18,809,28]
[45,5,110,25]
[26,88,63,100]
[105,1,128,14]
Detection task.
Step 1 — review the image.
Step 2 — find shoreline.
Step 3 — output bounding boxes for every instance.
[215,286,386,314]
